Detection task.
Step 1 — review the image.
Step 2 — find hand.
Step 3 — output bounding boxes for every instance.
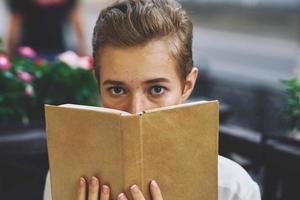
[77,176,163,200]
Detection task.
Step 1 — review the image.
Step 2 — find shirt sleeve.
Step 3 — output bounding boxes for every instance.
[244,182,261,200]
[218,156,262,200]
[43,171,52,200]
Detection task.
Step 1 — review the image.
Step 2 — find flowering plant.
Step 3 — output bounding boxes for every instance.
[0,41,99,127]
[0,53,36,125]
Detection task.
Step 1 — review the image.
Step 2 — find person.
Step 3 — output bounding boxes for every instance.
[6,0,87,60]
[43,0,261,199]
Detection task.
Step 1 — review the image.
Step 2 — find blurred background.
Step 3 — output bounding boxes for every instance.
[0,0,300,199]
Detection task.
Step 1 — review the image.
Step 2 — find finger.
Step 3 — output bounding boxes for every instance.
[100,185,110,200]
[117,193,128,200]
[150,180,163,200]
[130,185,146,200]
[88,176,100,200]
[77,177,87,200]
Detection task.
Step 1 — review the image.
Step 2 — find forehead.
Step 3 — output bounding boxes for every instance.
[98,40,180,84]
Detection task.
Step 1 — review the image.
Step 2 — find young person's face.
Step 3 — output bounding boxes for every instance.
[98,40,198,114]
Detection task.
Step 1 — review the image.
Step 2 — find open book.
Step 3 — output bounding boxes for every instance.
[45,100,219,200]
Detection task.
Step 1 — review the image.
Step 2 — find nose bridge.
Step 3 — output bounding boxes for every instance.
[129,92,146,114]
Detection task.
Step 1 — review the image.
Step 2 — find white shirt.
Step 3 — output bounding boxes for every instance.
[43,155,261,200]
[218,156,261,200]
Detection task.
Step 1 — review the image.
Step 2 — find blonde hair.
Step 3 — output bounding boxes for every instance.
[92,0,193,82]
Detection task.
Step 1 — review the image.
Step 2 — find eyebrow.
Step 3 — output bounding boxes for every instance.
[102,78,171,86]
[144,78,171,84]
[103,80,125,86]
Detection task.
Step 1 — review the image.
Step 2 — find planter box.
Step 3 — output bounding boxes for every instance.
[0,123,48,200]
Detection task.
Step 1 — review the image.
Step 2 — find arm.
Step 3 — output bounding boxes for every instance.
[68,5,87,56]
[6,12,22,58]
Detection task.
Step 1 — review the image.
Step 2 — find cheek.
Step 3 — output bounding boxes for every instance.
[152,88,183,107]
[101,95,126,110]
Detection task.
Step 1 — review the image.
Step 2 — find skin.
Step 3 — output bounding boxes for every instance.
[6,12,21,58]
[68,5,87,56]
[78,39,198,200]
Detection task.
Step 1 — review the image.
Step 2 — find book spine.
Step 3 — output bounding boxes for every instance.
[121,115,143,199]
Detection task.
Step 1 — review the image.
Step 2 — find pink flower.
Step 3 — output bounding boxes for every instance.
[58,51,93,70]
[25,85,34,96]
[58,51,79,68]
[78,56,93,70]
[17,71,34,82]
[18,46,37,58]
[0,54,11,70]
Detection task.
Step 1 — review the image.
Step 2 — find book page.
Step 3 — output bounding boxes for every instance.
[143,100,210,113]
[59,104,131,115]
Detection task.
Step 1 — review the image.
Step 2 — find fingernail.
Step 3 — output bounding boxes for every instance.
[118,193,126,200]
[79,177,85,186]
[130,184,139,193]
[91,176,98,185]
[151,180,158,188]
[102,185,109,194]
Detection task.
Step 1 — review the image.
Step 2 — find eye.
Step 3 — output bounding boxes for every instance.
[108,86,125,96]
[150,86,165,96]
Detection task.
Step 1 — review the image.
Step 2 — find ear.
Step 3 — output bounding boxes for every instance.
[181,67,199,102]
